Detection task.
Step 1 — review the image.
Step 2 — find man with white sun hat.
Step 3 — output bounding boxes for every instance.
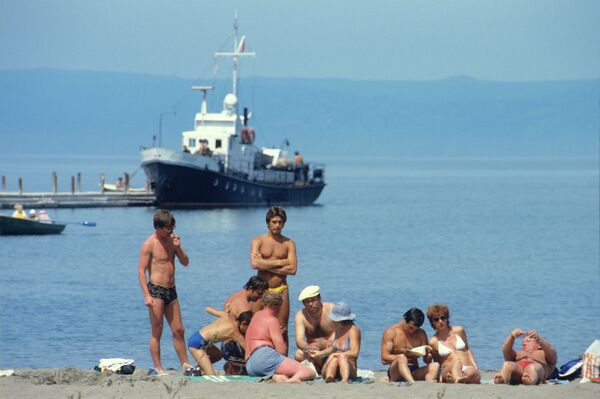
[293,285,336,372]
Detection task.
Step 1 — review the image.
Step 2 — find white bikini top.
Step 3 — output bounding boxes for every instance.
[438,334,466,357]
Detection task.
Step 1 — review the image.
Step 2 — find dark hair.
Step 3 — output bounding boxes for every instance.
[403,307,425,327]
[266,206,287,224]
[244,276,268,291]
[236,310,253,325]
[426,304,450,329]
[153,210,175,229]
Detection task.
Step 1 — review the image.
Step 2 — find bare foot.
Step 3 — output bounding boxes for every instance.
[494,374,506,384]
[285,378,302,384]
[325,376,336,383]
[272,374,289,384]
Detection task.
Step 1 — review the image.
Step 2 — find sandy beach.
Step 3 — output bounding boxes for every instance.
[1,368,598,399]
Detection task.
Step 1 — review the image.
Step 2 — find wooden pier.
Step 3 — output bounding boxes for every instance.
[0,173,156,209]
[0,191,156,209]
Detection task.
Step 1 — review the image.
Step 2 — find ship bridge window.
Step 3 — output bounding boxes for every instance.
[216,139,222,149]
[188,138,196,148]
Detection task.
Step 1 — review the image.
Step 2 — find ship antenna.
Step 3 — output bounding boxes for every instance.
[214,13,255,107]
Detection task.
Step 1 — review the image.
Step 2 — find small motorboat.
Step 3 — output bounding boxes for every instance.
[0,215,66,235]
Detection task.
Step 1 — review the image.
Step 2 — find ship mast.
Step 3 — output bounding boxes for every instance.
[214,13,256,102]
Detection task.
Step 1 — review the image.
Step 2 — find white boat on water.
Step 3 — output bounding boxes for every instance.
[140,18,326,208]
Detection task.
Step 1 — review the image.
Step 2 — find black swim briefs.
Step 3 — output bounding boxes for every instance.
[147,281,178,305]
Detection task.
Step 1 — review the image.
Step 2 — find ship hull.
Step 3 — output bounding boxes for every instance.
[142,160,325,208]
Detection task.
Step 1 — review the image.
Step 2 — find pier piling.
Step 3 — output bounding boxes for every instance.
[2,176,5,192]
[52,172,57,194]
[70,176,75,194]
[18,177,23,195]
[77,173,81,193]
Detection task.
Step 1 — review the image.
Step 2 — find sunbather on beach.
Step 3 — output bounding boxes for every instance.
[293,285,336,373]
[307,301,361,383]
[205,276,268,318]
[245,291,315,383]
[187,310,253,375]
[427,304,480,383]
[494,329,557,385]
[137,210,193,375]
[204,276,268,374]
[381,308,440,383]
[250,206,297,354]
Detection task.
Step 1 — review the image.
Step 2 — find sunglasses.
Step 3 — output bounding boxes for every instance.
[162,226,175,233]
[433,316,447,322]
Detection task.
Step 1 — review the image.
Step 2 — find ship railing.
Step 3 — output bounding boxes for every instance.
[308,163,325,183]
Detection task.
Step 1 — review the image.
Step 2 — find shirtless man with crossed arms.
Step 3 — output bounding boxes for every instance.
[250,206,297,353]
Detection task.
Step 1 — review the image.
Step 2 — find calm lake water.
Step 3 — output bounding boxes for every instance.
[1,155,598,371]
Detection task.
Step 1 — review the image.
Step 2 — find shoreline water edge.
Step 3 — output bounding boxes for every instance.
[1,368,599,399]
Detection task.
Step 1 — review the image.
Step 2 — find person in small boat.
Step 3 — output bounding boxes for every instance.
[245,291,315,383]
[37,210,52,223]
[12,204,26,219]
[28,209,39,221]
[293,285,336,373]
[427,304,480,383]
[187,310,253,375]
[137,210,193,375]
[381,308,440,383]
[306,301,361,383]
[250,206,297,355]
[115,177,124,190]
[494,329,557,385]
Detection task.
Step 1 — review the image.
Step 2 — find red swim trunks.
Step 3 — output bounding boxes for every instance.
[517,359,534,369]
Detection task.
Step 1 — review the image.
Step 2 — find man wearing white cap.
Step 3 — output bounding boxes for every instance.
[293,285,336,372]
[28,209,39,221]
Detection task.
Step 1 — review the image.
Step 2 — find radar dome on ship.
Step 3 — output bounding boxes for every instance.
[223,93,238,114]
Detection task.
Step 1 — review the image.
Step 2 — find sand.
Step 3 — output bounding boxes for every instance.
[1,368,599,399]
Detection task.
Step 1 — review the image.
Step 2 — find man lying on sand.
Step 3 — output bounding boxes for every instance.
[293,285,336,373]
[245,291,315,383]
[494,329,557,385]
[187,310,252,375]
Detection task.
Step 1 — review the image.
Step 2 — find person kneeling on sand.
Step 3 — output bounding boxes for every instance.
[293,285,336,374]
[494,329,557,385]
[381,308,440,383]
[187,310,253,375]
[245,291,315,383]
[307,301,361,383]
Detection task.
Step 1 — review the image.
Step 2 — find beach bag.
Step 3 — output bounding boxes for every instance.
[94,358,136,375]
[581,340,600,383]
[558,358,583,380]
[223,357,247,376]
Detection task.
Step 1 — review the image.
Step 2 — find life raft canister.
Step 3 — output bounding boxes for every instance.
[241,128,255,145]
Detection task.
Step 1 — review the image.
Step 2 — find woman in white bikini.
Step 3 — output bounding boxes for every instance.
[427,304,480,384]
[308,301,361,383]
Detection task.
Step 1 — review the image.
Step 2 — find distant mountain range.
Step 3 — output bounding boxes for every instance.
[1,68,598,158]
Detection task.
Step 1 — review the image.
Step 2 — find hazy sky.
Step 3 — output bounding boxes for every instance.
[2,0,599,81]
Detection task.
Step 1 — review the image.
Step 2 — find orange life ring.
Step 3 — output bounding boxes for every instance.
[241,128,255,145]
